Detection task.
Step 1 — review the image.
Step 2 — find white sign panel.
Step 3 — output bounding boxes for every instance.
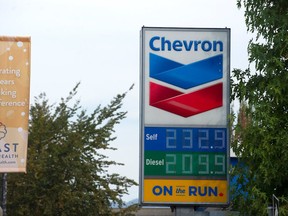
[142,27,230,126]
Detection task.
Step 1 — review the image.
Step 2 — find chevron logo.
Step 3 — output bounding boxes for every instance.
[149,53,223,117]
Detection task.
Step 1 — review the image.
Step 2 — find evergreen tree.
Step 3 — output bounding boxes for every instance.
[231,0,288,214]
[5,83,138,215]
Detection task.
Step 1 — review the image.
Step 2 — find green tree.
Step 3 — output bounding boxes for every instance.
[231,0,288,215]
[5,83,138,216]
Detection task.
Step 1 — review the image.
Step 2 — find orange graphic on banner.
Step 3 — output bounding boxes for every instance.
[143,179,228,204]
[0,36,31,172]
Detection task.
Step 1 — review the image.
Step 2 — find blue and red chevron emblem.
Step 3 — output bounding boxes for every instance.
[149,53,223,117]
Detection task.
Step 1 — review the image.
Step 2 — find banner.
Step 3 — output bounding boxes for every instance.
[0,36,31,172]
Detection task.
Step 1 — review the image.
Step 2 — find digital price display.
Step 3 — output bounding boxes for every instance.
[144,127,227,178]
[145,152,226,177]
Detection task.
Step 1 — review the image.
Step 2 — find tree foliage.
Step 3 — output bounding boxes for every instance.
[231,0,288,215]
[4,83,138,215]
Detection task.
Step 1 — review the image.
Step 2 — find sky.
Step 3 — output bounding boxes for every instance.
[0,0,250,201]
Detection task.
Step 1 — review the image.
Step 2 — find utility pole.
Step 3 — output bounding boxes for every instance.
[2,173,7,216]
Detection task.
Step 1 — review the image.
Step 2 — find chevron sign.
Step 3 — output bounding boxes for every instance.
[141,27,230,125]
[140,27,231,206]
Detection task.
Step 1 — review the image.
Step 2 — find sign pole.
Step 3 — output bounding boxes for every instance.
[2,173,7,216]
[175,207,195,216]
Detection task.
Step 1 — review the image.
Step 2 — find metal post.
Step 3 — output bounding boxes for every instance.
[2,173,7,216]
[175,207,195,216]
[175,207,210,216]
[272,194,279,216]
